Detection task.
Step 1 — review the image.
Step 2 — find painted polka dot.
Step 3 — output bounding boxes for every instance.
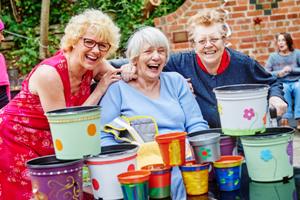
[87,124,97,136]
[92,178,100,191]
[55,139,63,151]
[127,164,135,171]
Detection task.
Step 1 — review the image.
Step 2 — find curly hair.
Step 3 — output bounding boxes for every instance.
[60,9,120,58]
[188,8,229,41]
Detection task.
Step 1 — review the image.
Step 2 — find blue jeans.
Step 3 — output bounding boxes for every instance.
[283,80,300,119]
[171,166,187,200]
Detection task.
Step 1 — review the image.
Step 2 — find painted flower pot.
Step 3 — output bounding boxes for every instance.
[189,129,237,157]
[118,170,151,200]
[155,132,187,166]
[250,178,297,200]
[85,144,139,200]
[188,132,221,163]
[213,155,244,191]
[180,162,210,196]
[240,127,294,182]
[26,155,83,200]
[45,106,101,160]
[141,164,171,199]
[213,84,269,136]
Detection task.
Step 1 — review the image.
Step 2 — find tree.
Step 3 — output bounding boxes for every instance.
[39,0,50,59]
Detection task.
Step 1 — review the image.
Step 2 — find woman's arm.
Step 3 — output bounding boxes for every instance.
[84,59,137,106]
[83,60,122,106]
[28,65,66,112]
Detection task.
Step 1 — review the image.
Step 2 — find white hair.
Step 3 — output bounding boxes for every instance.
[126,26,170,62]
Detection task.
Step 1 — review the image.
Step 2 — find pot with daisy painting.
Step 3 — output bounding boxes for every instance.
[213,84,269,136]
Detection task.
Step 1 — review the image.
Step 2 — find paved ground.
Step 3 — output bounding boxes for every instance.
[293,129,300,167]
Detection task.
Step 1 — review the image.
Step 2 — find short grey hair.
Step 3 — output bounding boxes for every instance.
[126,26,170,62]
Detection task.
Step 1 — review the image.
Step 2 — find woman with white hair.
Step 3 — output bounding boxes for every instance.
[99,26,208,200]
[0,9,123,199]
[114,8,287,129]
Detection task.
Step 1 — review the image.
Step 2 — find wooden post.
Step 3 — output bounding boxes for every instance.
[143,0,162,19]
[39,0,50,59]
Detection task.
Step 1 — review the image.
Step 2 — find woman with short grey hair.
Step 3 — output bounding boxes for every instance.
[100,26,208,200]
[126,26,170,61]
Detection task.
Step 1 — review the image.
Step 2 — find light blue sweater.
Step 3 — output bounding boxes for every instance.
[99,72,208,200]
[99,72,208,145]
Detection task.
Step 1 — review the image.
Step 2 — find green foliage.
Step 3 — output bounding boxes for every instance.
[1,0,184,75]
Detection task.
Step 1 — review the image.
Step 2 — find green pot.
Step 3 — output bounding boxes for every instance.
[46,106,101,160]
[250,178,296,200]
[241,127,294,182]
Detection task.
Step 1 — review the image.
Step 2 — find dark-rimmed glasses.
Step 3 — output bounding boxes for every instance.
[81,37,111,52]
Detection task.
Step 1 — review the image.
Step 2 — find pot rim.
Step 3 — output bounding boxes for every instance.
[85,144,139,161]
[45,105,100,116]
[26,155,83,169]
[240,127,295,139]
[213,84,269,94]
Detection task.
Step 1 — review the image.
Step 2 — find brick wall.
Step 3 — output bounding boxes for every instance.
[154,0,300,66]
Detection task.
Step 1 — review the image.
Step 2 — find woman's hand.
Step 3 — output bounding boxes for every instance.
[269,96,287,117]
[83,68,122,106]
[96,68,122,94]
[278,66,292,77]
[120,63,137,82]
[186,78,194,94]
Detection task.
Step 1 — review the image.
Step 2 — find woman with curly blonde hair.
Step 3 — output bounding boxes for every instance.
[0,9,122,199]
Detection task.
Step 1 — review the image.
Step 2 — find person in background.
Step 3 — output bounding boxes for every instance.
[266,32,300,129]
[0,19,10,109]
[99,26,209,200]
[0,9,123,199]
[111,8,287,129]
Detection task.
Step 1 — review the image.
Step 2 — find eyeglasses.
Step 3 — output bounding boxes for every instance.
[81,38,111,52]
[196,37,223,46]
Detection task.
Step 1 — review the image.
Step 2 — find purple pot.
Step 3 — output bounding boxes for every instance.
[26,155,84,200]
[220,136,237,156]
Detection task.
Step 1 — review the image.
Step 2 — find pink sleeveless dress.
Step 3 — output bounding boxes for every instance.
[0,51,93,199]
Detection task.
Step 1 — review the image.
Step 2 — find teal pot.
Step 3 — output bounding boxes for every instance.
[241,127,294,182]
[250,178,297,200]
[213,84,269,136]
[45,106,101,160]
